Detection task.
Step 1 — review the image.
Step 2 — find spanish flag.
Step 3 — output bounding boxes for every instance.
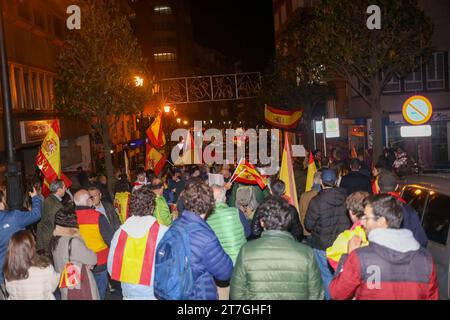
[115,191,131,225]
[145,144,166,176]
[110,223,160,285]
[264,105,303,129]
[279,132,299,212]
[231,159,267,189]
[372,176,380,194]
[147,112,166,149]
[305,151,317,192]
[35,120,72,197]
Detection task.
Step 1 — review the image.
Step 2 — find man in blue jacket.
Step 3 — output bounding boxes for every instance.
[0,187,42,299]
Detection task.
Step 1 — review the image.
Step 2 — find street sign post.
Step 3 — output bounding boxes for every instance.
[402,95,433,125]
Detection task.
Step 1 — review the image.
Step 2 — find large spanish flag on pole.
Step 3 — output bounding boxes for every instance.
[305,151,318,192]
[147,112,166,149]
[145,144,166,176]
[36,120,72,197]
[264,105,303,129]
[279,131,299,212]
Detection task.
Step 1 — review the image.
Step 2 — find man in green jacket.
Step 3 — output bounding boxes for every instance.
[151,178,172,226]
[230,196,324,300]
[207,185,246,264]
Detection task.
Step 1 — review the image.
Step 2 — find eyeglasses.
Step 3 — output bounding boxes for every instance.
[361,215,378,222]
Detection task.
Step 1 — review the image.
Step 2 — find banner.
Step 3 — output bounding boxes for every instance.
[264,105,303,129]
[147,112,166,149]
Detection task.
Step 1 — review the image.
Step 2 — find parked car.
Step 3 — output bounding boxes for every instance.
[398,173,450,300]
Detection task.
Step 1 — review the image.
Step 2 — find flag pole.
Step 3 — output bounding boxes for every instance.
[230,157,244,181]
[230,168,247,184]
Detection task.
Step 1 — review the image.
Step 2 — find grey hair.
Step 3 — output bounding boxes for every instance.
[50,180,65,194]
[211,184,226,204]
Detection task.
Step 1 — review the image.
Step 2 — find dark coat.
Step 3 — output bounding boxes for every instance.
[339,170,372,195]
[36,194,64,256]
[102,201,121,232]
[305,187,351,251]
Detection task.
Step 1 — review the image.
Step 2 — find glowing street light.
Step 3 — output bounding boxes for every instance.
[176,118,181,124]
[164,105,171,113]
[134,76,144,87]
[183,120,188,125]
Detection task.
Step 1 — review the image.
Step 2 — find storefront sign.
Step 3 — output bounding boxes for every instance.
[325,118,340,138]
[20,119,58,144]
[400,125,432,137]
[402,95,433,125]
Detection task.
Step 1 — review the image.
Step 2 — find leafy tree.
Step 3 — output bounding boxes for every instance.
[55,0,150,192]
[261,7,334,150]
[302,0,433,158]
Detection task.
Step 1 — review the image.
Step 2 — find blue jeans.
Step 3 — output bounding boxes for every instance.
[313,249,334,300]
[93,270,108,300]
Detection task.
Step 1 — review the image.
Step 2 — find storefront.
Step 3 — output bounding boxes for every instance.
[386,110,450,169]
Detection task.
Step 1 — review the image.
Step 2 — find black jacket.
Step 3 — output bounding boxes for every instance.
[305,187,351,251]
[251,201,304,242]
[339,171,372,196]
[102,201,121,232]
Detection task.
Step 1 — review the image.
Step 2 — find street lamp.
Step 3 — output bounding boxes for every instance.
[164,105,171,113]
[183,120,188,125]
[0,1,23,209]
[134,76,144,87]
[176,118,181,124]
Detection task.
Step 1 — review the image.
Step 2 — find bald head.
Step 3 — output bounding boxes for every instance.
[74,189,91,206]
[212,185,226,204]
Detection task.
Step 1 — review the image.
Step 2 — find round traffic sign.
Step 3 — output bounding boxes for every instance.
[402,95,432,125]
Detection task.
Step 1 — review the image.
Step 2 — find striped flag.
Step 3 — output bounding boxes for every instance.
[264,105,303,129]
[279,131,299,212]
[351,144,358,158]
[147,112,166,149]
[305,151,318,192]
[231,159,267,189]
[35,119,72,197]
[145,144,166,176]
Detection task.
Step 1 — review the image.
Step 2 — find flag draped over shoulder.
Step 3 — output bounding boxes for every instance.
[231,159,267,189]
[145,144,166,176]
[264,105,303,129]
[146,112,166,149]
[36,120,72,197]
[279,132,299,213]
[305,151,317,192]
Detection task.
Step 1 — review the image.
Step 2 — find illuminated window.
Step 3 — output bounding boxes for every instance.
[154,5,172,14]
[154,52,177,62]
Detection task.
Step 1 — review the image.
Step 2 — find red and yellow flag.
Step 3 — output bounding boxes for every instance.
[174,131,201,166]
[264,105,303,129]
[305,151,318,192]
[35,120,72,197]
[145,144,166,176]
[111,223,160,286]
[279,132,299,212]
[351,144,358,159]
[232,159,267,189]
[147,112,166,149]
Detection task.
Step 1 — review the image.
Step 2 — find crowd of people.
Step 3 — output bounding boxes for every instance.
[0,144,440,300]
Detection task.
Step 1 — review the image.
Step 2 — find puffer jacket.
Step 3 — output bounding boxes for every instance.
[163,211,233,300]
[305,187,351,251]
[330,228,439,300]
[207,203,247,264]
[230,230,324,300]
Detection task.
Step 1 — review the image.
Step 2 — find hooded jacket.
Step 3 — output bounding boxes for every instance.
[107,215,168,299]
[330,228,439,300]
[305,187,351,251]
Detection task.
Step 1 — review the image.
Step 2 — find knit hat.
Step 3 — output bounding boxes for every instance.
[54,203,78,228]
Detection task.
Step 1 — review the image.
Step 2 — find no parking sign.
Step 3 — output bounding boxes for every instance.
[402,95,433,125]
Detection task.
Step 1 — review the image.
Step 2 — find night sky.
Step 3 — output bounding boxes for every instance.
[190,0,275,73]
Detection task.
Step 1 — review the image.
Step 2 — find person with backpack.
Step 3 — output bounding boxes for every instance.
[107,187,168,300]
[154,180,233,300]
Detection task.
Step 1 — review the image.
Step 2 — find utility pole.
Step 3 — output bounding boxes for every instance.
[0,2,23,209]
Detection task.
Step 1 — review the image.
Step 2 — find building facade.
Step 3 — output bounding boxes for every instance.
[272,0,450,168]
